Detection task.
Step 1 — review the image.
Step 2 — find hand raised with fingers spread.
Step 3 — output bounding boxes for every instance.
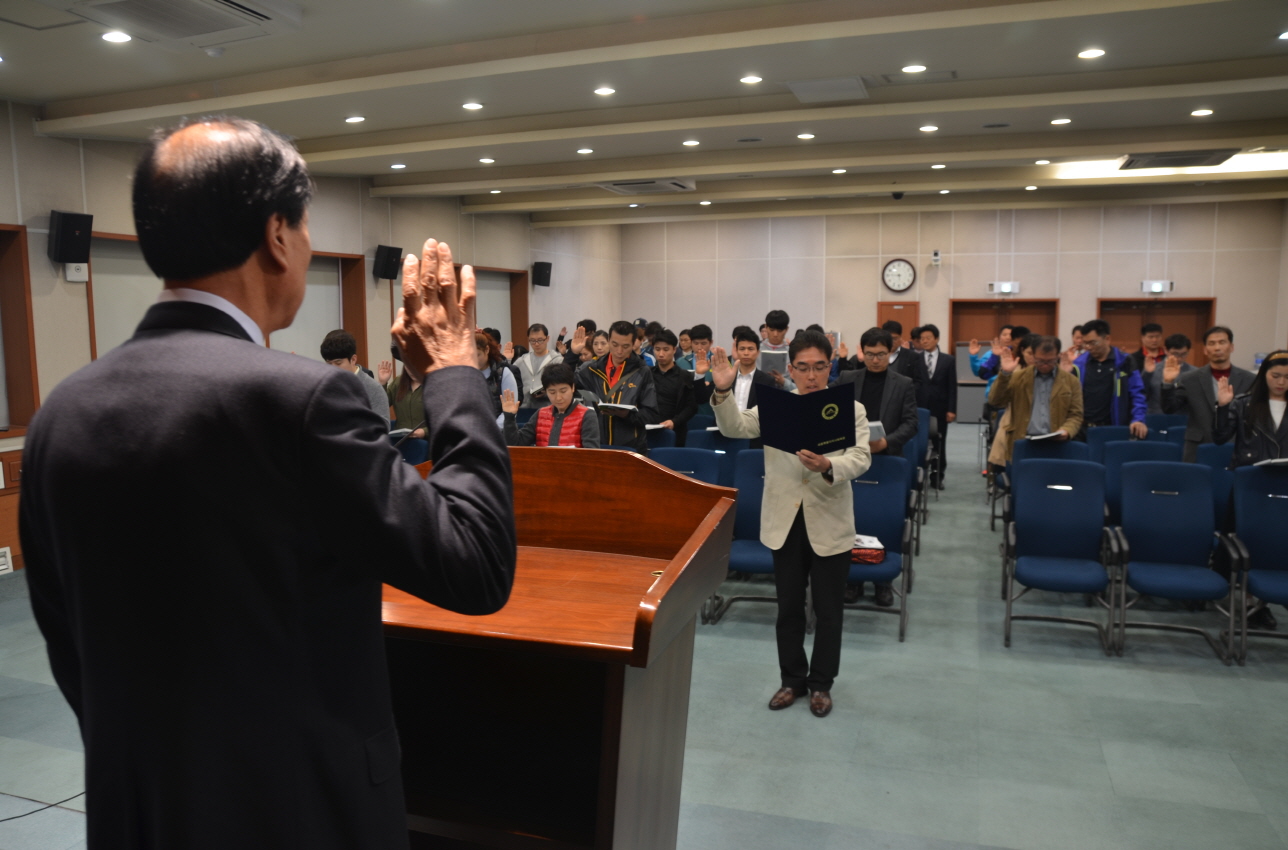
[502,341,514,361]
[969,338,981,357]
[377,359,394,385]
[998,345,1019,374]
[1216,376,1234,406]
[837,342,849,361]
[709,346,737,391]
[1162,354,1182,383]
[392,239,477,377]
[1143,354,1158,373]
[1060,347,1078,373]
[501,388,519,414]
[570,326,586,355]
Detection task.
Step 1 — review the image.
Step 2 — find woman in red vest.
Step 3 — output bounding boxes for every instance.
[502,363,600,448]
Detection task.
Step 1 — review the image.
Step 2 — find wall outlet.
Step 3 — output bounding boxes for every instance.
[65,263,88,282]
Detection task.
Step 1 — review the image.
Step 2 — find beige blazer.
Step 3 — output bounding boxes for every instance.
[713,389,872,557]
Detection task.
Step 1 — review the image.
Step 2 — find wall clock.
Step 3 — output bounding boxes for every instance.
[883,258,916,292]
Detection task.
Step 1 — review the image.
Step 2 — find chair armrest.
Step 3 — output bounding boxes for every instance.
[1110,526,1129,565]
[1223,532,1251,572]
[1103,502,1110,522]
[907,491,918,517]
[1005,521,1017,559]
[902,518,913,551]
[1003,493,1012,521]
[999,471,1010,491]
[1100,526,1122,566]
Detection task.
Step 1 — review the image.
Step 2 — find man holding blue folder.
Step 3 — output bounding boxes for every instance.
[709,329,871,718]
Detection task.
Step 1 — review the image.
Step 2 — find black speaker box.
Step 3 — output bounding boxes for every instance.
[532,261,552,287]
[373,245,403,280]
[48,210,93,264]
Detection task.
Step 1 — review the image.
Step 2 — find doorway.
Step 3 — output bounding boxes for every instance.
[877,301,920,338]
[1097,299,1215,367]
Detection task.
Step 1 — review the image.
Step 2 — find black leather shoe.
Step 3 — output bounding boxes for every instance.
[844,584,864,603]
[809,690,832,718]
[874,583,894,608]
[768,686,806,710]
[1248,607,1278,631]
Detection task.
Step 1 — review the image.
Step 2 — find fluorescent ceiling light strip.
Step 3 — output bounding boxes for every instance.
[1054,151,1288,179]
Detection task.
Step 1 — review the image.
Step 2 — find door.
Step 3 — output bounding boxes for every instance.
[877,301,919,337]
[1098,299,1214,366]
[949,299,1058,347]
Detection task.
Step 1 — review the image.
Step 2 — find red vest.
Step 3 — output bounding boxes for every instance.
[535,404,588,447]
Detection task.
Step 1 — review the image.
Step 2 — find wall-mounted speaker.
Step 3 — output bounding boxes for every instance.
[533,261,552,287]
[48,210,93,264]
[373,245,403,280]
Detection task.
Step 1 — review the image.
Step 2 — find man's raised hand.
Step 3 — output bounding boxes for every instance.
[1216,376,1234,407]
[392,239,477,377]
[969,338,981,357]
[501,388,520,415]
[1162,354,1182,383]
[709,346,737,391]
[570,326,587,355]
[998,345,1019,374]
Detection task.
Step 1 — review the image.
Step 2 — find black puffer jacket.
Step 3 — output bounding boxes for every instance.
[1214,395,1288,467]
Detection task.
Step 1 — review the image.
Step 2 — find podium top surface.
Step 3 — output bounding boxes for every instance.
[382,447,736,667]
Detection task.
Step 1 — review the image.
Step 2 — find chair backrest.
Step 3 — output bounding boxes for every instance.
[645,428,677,450]
[1148,428,1187,447]
[1145,413,1188,434]
[732,450,765,540]
[685,430,750,487]
[1120,461,1213,567]
[395,437,429,465]
[1012,459,1106,560]
[916,408,931,454]
[1233,466,1288,572]
[649,447,720,485]
[514,407,538,426]
[1086,426,1131,464]
[901,437,921,493]
[1195,442,1236,531]
[1011,437,1091,464]
[1103,440,1183,524]
[687,414,716,432]
[852,454,910,555]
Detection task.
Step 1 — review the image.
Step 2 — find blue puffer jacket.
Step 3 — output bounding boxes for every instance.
[1072,347,1146,426]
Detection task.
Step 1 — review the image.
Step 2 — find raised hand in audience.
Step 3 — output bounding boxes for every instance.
[1162,355,1183,383]
[502,341,515,361]
[998,345,1019,374]
[969,338,981,357]
[559,326,567,337]
[770,370,785,388]
[570,326,587,355]
[1216,376,1234,406]
[837,342,849,361]
[709,346,736,391]
[501,388,520,414]
[1060,347,1078,373]
[377,359,394,384]
[694,350,710,376]
[392,239,477,376]
[1143,353,1157,373]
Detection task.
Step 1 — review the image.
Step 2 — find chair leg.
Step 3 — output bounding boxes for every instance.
[1003,560,1014,648]
[898,567,909,642]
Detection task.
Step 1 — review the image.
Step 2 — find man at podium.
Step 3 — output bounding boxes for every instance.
[708,329,871,718]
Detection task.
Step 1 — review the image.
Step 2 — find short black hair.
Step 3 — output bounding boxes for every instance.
[1033,335,1061,353]
[999,324,1015,335]
[527,323,549,337]
[679,328,691,338]
[1010,325,1031,340]
[1203,326,1234,344]
[540,363,577,390]
[483,328,502,346]
[805,323,825,334]
[789,329,832,362]
[1141,323,1163,335]
[919,324,940,340]
[882,320,903,336]
[860,328,894,351]
[765,309,790,331]
[653,328,678,348]
[1164,333,1191,350]
[1071,324,1084,335]
[1082,319,1111,337]
[645,320,664,338]
[577,319,598,335]
[732,326,760,348]
[689,323,713,342]
[909,326,922,339]
[609,320,635,339]
[133,117,313,281]
[1017,333,1040,353]
[320,329,356,361]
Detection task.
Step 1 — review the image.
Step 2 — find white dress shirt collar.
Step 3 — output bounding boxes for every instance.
[157,288,265,346]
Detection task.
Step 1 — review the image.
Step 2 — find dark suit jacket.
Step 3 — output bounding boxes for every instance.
[1162,363,1257,461]
[20,302,517,850]
[915,349,958,421]
[888,347,927,388]
[836,368,918,455]
[743,368,778,410]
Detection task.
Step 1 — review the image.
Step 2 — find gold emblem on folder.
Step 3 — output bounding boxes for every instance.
[821,403,839,421]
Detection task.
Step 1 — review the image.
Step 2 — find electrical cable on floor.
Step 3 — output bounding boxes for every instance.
[0,792,85,822]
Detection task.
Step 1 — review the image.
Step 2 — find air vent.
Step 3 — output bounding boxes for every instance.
[1119,149,1240,169]
[35,0,301,48]
[785,77,868,103]
[737,137,763,143]
[596,178,696,196]
[874,70,959,85]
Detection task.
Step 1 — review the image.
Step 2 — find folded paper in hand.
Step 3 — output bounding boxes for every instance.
[596,403,636,418]
[1027,431,1062,441]
[869,421,886,443]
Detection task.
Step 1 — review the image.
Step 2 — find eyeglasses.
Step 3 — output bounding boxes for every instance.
[527,338,547,344]
[1031,357,1059,366]
[791,362,831,374]
[863,351,890,360]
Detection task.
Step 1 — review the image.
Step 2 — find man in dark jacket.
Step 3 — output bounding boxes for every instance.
[883,320,927,387]
[577,320,660,452]
[20,118,517,850]
[1074,319,1148,439]
[915,324,957,488]
[1162,325,1256,462]
[650,328,697,446]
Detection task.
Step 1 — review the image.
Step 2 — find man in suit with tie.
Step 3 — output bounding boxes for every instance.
[883,320,927,387]
[20,117,518,850]
[1162,325,1257,462]
[916,324,957,488]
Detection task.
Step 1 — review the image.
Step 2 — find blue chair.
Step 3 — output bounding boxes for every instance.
[684,430,750,487]
[393,436,428,465]
[648,447,720,485]
[995,438,1092,543]
[704,450,774,624]
[846,455,913,641]
[1086,426,1131,464]
[1228,466,1288,664]
[1117,461,1233,663]
[1145,412,1187,434]
[1195,442,1235,532]
[902,437,925,560]
[1103,440,1182,525]
[687,414,716,432]
[514,407,538,426]
[916,407,938,500]
[645,427,677,450]
[1003,459,1118,654]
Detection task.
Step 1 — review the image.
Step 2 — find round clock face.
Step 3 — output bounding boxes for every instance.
[883,258,916,292]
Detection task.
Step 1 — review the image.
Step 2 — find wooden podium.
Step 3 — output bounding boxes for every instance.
[382,447,736,850]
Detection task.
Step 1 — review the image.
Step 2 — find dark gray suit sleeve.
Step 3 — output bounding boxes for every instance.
[887,380,919,454]
[581,407,601,448]
[302,366,516,615]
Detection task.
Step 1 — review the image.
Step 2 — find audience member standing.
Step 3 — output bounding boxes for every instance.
[380,345,426,440]
[1129,322,1166,374]
[1162,325,1256,461]
[884,321,926,387]
[501,363,599,448]
[677,329,695,369]
[514,323,560,408]
[576,320,659,452]
[477,333,518,428]
[988,336,1085,461]
[1144,333,1193,415]
[1073,320,1148,440]
[916,324,957,489]
[760,309,794,388]
[321,329,391,423]
[650,329,697,445]
[689,324,716,415]
[731,326,778,411]
[1214,350,1288,466]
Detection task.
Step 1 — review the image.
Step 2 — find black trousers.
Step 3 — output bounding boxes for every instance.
[932,418,949,480]
[772,508,851,692]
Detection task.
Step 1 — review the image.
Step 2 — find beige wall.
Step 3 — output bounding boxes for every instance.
[0,103,532,398]
[619,201,1288,370]
[530,226,622,334]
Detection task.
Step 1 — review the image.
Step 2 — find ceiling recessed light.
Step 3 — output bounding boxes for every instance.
[479,158,495,163]
[940,189,950,194]
[1025,185,1038,191]
[390,164,406,169]
[1051,118,1072,125]
[920,125,939,133]
[102,31,131,42]
[462,102,483,110]
[797,133,815,139]
[740,75,762,84]
[1280,32,1288,39]
[1035,159,1051,165]
[682,140,700,146]
[931,164,946,169]
[902,65,927,73]
[577,148,593,154]
[832,168,847,174]
[490,190,501,194]
[1077,48,1105,59]
[629,203,639,207]
[1191,108,1213,116]
[699,200,711,205]
[345,116,364,123]
[594,87,615,95]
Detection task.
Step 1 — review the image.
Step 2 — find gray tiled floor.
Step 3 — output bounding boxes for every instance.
[2,427,1287,849]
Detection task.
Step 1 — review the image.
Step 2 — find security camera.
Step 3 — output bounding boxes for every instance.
[892,192,904,200]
